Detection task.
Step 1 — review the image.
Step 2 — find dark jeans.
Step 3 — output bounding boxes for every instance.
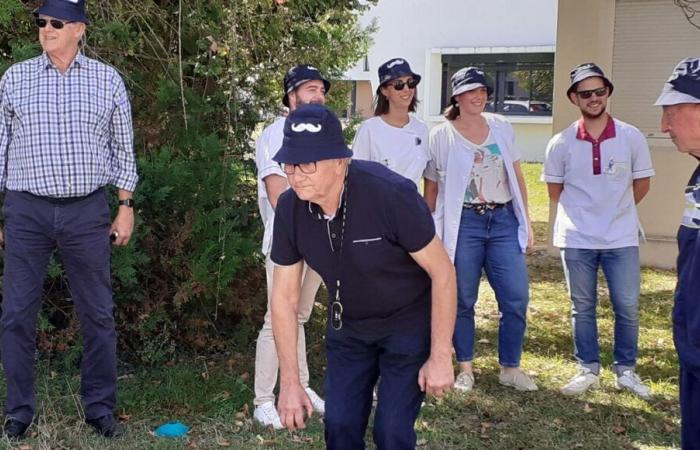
[323,323,430,450]
[680,368,700,450]
[1,190,116,424]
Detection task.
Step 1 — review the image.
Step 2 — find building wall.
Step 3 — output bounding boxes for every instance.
[346,0,558,160]
[552,0,698,268]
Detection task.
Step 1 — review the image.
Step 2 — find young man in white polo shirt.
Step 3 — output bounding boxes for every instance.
[253,65,328,428]
[543,63,655,398]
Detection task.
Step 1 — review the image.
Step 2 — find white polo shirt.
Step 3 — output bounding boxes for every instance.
[543,116,655,249]
[351,115,430,188]
[255,117,286,255]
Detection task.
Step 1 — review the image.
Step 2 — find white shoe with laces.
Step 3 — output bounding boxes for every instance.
[499,369,538,391]
[305,387,325,415]
[561,367,599,396]
[253,401,284,430]
[454,371,475,392]
[615,370,652,399]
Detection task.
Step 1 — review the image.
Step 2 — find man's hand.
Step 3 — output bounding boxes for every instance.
[418,353,454,398]
[0,227,4,247]
[110,207,134,246]
[277,383,313,431]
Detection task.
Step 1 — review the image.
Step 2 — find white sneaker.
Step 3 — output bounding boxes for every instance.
[561,367,599,396]
[253,401,283,430]
[454,371,475,392]
[615,370,652,399]
[305,387,325,415]
[499,369,538,392]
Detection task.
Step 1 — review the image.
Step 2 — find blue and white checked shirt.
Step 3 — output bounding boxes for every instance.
[0,53,138,198]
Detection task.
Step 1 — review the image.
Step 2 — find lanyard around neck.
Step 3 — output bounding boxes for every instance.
[329,178,348,330]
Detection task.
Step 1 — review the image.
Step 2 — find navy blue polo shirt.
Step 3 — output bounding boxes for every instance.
[675,162,700,375]
[271,160,436,334]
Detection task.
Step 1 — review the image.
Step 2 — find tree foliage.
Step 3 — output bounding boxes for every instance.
[0,0,376,363]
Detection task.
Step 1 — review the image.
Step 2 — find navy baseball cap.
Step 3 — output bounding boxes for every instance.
[377,58,421,87]
[567,63,613,97]
[655,57,700,106]
[451,67,493,100]
[34,0,90,25]
[282,64,331,108]
[273,104,352,164]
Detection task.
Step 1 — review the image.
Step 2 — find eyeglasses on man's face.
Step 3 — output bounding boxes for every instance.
[281,162,318,175]
[576,87,608,99]
[35,17,75,29]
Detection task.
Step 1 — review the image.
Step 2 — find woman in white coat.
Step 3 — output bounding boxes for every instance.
[352,58,429,187]
[424,67,536,392]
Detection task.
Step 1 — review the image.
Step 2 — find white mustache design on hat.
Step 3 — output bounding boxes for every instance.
[291,123,323,133]
[387,59,405,69]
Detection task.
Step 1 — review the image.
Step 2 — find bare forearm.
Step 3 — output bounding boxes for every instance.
[423,179,438,212]
[547,183,563,203]
[272,295,301,386]
[633,178,651,204]
[429,267,457,358]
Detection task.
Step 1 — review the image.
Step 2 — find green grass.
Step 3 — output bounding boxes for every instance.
[0,163,681,449]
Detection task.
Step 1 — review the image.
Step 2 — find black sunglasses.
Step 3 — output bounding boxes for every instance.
[389,79,419,91]
[35,18,75,29]
[576,87,608,99]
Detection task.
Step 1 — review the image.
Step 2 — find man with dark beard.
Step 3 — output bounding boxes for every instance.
[543,63,655,398]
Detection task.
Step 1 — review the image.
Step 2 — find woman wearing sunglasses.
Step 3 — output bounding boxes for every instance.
[351,58,429,188]
[424,67,536,393]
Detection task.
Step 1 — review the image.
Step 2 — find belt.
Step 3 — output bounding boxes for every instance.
[24,188,104,205]
[463,201,510,215]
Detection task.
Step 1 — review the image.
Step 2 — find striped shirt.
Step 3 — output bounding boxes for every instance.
[0,52,138,198]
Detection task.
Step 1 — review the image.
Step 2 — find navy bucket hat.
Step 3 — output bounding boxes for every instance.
[273,104,352,165]
[567,63,614,97]
[34,0,90,25]
[655,57,700,106]
[282,64,331,108]
[377,58,421,88]
[450,67,493,101]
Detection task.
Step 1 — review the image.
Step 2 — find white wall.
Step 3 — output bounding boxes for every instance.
[347,0,558,160]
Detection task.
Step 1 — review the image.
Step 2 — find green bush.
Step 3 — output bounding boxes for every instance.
[0,0,376,364]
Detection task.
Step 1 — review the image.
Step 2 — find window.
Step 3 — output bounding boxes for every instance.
[441,52,554,116]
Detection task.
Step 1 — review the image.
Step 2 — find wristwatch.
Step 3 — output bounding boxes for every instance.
[118,198,135,208]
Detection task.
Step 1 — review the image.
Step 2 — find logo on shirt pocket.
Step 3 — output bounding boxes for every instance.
[604,159,628,181]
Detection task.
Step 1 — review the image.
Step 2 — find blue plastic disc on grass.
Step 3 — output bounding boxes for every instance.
[154,421,189,438]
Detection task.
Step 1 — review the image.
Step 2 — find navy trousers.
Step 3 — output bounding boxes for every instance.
[1,190,116,424]
[680,368,700,450]
[323,323,429,450]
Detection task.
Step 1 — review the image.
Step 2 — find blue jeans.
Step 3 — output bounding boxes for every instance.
[453,205,529,367]
[560,247,640,374]
[324,324,429,450]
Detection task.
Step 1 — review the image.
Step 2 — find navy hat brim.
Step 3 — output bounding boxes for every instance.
[34,5,90,25]
[273,143,352,165]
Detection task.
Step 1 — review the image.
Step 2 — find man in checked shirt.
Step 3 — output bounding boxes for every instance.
[0,0,137,439]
